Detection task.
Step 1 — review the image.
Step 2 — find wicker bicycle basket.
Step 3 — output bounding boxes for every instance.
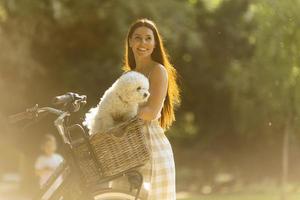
[71,117,150,183]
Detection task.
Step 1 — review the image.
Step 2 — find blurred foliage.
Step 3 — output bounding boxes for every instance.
[1,0,300,190]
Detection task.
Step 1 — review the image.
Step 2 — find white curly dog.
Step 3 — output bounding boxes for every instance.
[83,71,150,135]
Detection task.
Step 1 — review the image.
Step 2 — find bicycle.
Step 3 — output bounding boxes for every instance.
[9,92,144,200]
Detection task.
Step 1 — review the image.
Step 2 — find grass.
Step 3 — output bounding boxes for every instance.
[179,193,300,200]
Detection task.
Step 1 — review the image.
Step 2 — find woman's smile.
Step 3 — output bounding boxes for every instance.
[137,47,148,53]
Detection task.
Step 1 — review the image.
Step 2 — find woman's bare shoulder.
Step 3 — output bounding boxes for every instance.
[150,63,168,80]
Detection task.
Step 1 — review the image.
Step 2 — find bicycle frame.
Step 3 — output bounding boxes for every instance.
[10,97,144,200]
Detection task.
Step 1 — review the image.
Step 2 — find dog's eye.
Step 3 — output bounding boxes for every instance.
[137,87,141,91]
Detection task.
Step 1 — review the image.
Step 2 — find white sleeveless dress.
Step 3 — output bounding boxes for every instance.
[139,120,176,200]
[138,99,176,200]
[110,100,175,200]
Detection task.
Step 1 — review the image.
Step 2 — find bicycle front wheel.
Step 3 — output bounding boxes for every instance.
[94,189,142,200]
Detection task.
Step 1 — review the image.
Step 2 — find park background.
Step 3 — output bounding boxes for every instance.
[0,0,300,199]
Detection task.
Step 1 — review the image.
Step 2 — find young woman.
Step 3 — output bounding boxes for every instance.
[122,18,181,200]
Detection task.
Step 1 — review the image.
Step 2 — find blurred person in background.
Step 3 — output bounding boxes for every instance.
[35,134,63,193]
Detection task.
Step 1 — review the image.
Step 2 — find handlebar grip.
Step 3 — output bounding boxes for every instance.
[52,92,87,105]
[52,92,75,105]
[9,111,34,123]
[8,104,39,124]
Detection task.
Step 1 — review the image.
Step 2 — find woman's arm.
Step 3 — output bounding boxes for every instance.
[137,64,168,121]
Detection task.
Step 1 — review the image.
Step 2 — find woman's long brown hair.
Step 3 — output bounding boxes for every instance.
[122,18,181,130]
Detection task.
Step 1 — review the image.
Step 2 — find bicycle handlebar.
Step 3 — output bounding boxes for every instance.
[9,105,65,124]
[9,92,87,124]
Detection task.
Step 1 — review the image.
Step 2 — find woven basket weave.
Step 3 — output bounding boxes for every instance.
[71,137,101,185]
[68,124,101,185]
[90,117,150,177]
[71,117,150,183]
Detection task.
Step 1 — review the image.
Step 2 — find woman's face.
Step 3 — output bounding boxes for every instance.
[129,26,156,59]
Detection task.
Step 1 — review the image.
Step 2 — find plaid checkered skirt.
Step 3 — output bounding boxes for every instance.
[138,119,176,200]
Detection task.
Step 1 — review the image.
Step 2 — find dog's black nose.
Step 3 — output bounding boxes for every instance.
[144,93,148,98]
